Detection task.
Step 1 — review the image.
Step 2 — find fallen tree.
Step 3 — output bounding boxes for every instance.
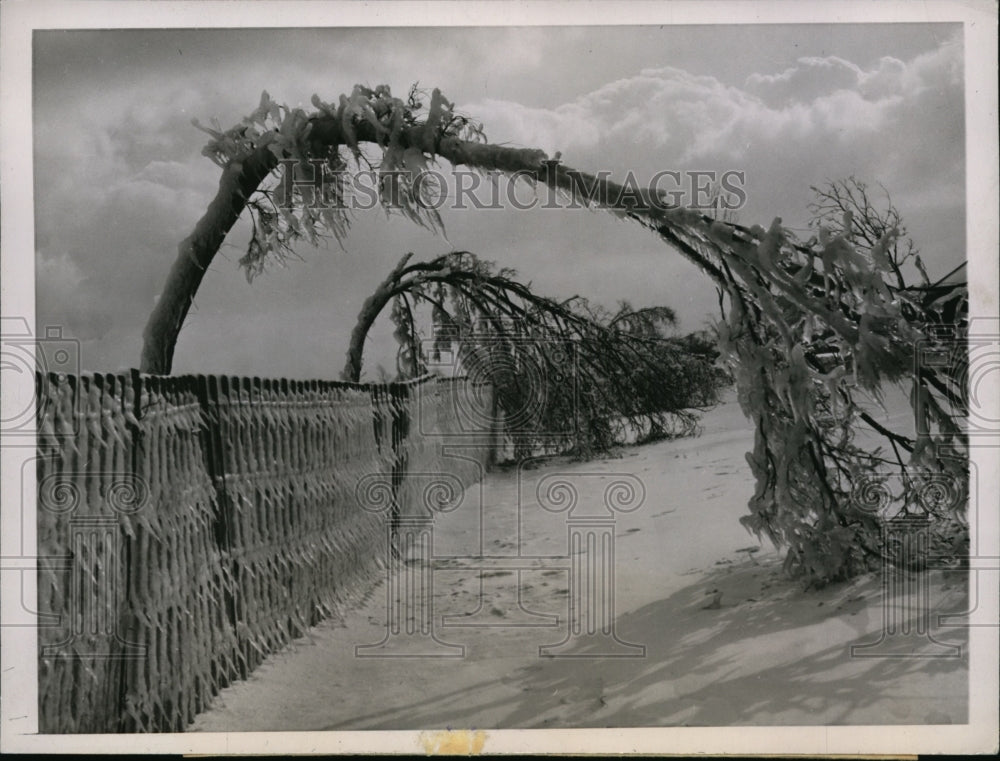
[343,249,724,456]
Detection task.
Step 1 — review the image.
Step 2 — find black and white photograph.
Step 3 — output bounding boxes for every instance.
[1,0,997,755]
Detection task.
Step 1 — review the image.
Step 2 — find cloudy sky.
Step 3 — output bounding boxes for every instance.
[32,21,965,379]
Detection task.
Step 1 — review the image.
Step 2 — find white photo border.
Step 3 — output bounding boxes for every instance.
[2,0,997,755]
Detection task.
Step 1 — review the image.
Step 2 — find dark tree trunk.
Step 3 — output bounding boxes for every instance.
[341,252,413,382]
[139,148,277,374]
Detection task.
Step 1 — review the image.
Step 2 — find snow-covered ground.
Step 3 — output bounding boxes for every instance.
[188,393,968,730]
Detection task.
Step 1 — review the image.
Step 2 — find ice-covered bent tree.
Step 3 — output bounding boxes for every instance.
[140,84,969,586]
[342,248,723,456]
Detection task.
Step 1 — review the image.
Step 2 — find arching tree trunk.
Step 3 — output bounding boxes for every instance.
[139,149,277,373]
[135,87,970,587]
[341,252,413,382]
[138,88,730,375]
[138,113,549,374]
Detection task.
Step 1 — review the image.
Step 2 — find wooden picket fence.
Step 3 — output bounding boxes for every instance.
[34,370,496,733]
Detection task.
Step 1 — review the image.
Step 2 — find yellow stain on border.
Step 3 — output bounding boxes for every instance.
[418,729,488,755]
